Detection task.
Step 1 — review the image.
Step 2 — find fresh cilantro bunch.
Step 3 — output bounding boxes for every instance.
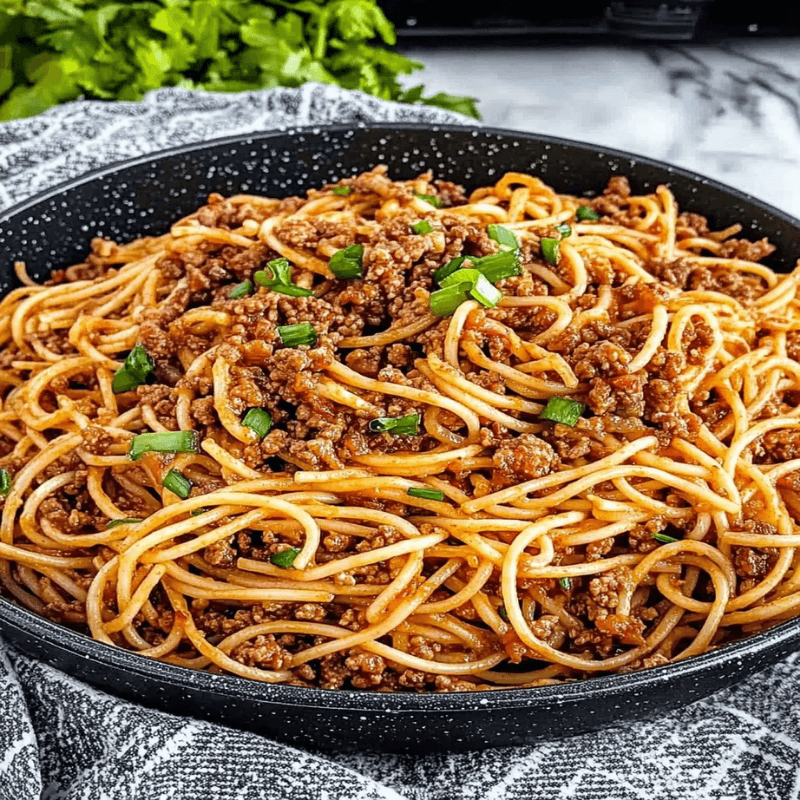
[0,0,479,121]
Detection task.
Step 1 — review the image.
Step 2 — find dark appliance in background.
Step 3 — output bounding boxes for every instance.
[384,0,800,41]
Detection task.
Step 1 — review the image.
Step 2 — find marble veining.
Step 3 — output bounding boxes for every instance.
[401,40,800,217]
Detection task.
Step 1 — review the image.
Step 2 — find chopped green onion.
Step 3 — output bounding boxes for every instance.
[106,517,143,529]
[439,268,502,309]
[272,284,314,297]
[254,258,313,296]
[228,279,253,299]
[433,255,467,284]
[190,508,208,517]
[411,220,434,235]
[277,323,317,348]
[498,605,509,621]
[487,224,519,251]
[328,244,364,280]
[129,431,199,461]
[112,344,154,394]
[242,408,272,438]
[163,469,192,499]
[654,533,680,544]
[540,238,560,265]
[332,186,352,196]
[430,283,471,317]
[414,192,442,208]
[559,577,572,591]
[271,547,301,568]
[0,469,10,497]
[470,274,502,308]
[369,413,420,436]
[555,223,572,239]
[540,397,586,427]
[407,487,445,501]
[576,205,600,221]
[470,250,522,283]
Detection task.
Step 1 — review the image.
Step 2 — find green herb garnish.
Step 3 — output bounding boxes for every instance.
[559,577,572,591]
[242,408,273,438]
[229,280,253,299]
[498,605,509,620]
[407,487,445,501]
[469,250,522,283]
[540,397,586,427]
[439,268,501,308]
[112,344,154,394]
[271,547,301,569]
[190,508,208,517]
[163,469,192,499]
[0,469,11,497]
[369,413,421,436]
[276,323,317,348]
[555,223,572,239]
[654,533,680,544]
[254,258,313,297]
[487,224,519,251]
[106,518,143,529]
[129,431,199,461]
[433,256,467,284]
[540,238,560,265]
[411,220,434,235]
[328,244,364,280]
[414,193,442,208]
[332,186,352,196]
[576,206,601,221]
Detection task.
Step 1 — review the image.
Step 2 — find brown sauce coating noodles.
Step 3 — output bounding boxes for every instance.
[1,167,799,691]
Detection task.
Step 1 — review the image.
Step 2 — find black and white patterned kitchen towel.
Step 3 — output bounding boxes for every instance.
[0,84,798,800]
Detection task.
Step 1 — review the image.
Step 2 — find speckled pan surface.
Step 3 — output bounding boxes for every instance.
[1,124,799,754]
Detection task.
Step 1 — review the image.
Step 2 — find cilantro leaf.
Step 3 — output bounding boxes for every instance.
[0,0,480,121]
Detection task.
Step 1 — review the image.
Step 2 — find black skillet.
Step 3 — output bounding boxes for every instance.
[0,124,798,753]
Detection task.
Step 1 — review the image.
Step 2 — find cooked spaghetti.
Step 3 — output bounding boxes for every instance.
[1,167,799,691]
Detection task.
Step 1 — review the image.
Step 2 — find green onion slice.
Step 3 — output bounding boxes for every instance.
[433,255,467,284]
[555,223,572,239]
[163,469,192,499]
[277,323,317,348]
[540,237,560,265]
[430,283,471,317]
[332,186,352,196]
[328,244,364,280]
[559,577,572,591]
[0,469,10,497]
[229,279,253,299]
[242,408,272,438]
[254,258,313,297]
[411,220,434,235]
[487,224,519,251]
[498,605,509,621]
[414,192,442,208]
[129,430,199,461]
[271,547,301,568]
[470,250,522,283]
[540,397,586,427]
[576,205,601,221]
[106,517,143,529]
[271,284,314,297]
[190,508,208,517]
[654,533,680,544]
[439,268,501,309]
[368,413,420,436]
[407,487,445,501]
[112,344,154,394]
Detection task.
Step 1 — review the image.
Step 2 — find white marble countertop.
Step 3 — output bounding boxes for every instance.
[401,39,800,217]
